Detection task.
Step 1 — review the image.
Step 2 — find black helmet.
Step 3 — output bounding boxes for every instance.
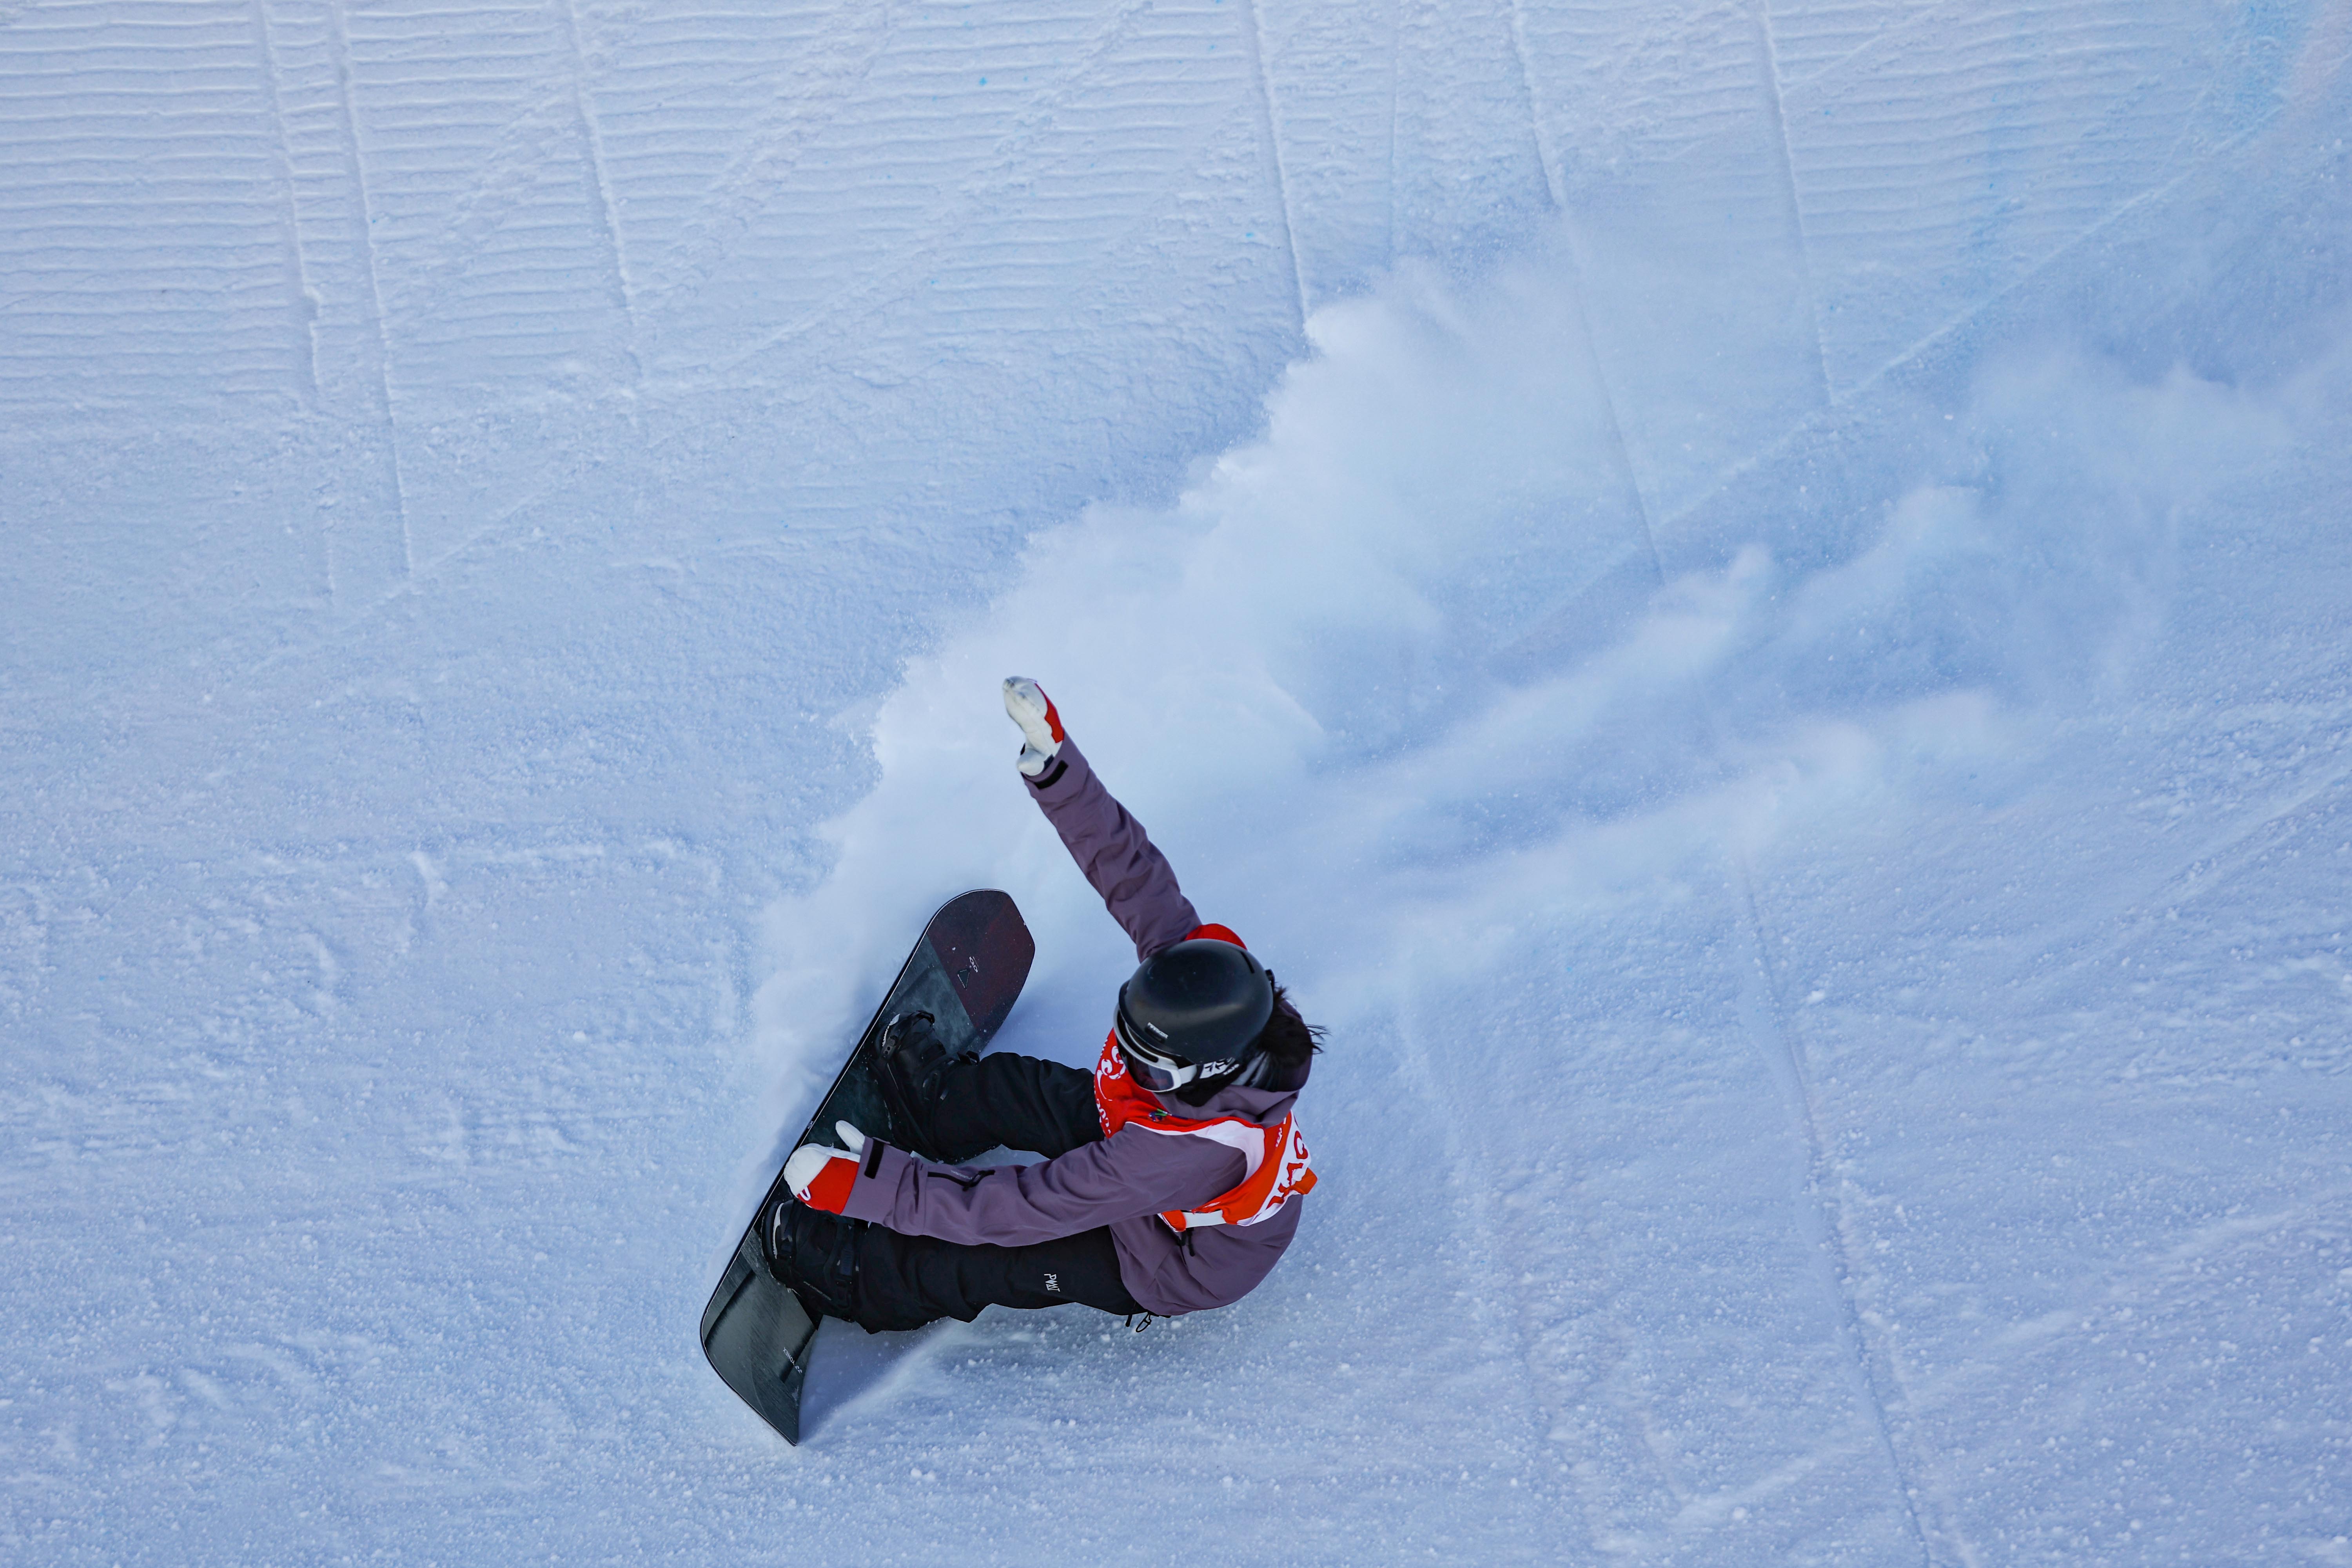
[1114,939,1275,1092]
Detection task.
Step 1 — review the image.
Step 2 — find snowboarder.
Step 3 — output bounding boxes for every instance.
[759,679,1320,1332]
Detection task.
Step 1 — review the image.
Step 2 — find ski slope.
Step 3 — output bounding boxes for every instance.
[4,2,2349,1563]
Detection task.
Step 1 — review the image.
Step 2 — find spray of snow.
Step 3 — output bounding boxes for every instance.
[750,236,2320,1155]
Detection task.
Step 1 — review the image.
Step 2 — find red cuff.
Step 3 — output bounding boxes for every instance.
[1185,922,1247,948]
[799,1154,857,1214]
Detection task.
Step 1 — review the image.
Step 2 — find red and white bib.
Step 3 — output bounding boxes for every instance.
[1093,1035,1318,1233]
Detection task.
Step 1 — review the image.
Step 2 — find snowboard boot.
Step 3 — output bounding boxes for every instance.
[760,1198,860,1320]
[875,1011,982,1161]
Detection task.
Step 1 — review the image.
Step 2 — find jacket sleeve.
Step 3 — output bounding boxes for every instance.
[1023,737,1201,960]
[838,1128,1246,1247]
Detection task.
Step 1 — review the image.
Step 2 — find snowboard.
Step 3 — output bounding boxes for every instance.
[699,889,1034,1446]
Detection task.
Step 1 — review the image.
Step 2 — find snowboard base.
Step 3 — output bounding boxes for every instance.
[700,890,1033,1445]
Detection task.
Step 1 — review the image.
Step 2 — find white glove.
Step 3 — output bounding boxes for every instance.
[781,1121,870,1214]
[1002,677,1066,778]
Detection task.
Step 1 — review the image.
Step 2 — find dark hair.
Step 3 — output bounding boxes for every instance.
[1174,980,1322,1105]
[1253,982,1324,1076]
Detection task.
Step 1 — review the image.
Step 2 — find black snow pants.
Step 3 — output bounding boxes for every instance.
[849,1053,1144,1332]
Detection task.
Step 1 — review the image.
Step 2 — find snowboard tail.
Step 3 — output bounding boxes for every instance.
[699,890,1034,1446]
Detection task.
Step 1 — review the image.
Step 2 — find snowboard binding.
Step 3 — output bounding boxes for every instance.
[760,1196,860,1320]
[874,1010,982,1161]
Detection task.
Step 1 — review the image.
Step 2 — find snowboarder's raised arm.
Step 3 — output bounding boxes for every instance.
[1002,678,1200,960]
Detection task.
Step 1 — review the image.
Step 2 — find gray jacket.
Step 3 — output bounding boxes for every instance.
[839,738,1309,1315]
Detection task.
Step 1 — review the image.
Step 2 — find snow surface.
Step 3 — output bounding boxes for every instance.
[5,1,2350,1563]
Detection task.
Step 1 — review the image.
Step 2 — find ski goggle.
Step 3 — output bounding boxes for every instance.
[1113,1011,1237,1094]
